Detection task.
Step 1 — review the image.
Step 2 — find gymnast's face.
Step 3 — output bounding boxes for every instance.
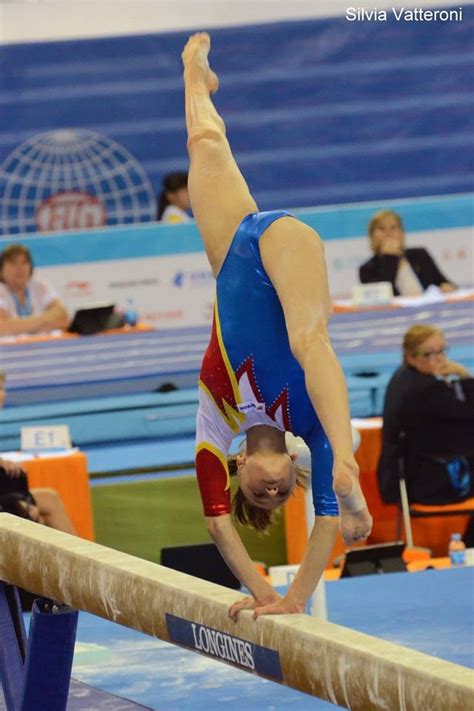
[236,451,297,509]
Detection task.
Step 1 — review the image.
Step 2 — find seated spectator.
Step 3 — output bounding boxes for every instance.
[0,460,77,535]
[157,171,191,223]
[359,210,456,296]
[0,243,69,336]
[378,324,474,507]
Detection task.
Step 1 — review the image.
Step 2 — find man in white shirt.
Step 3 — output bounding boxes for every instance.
[0,243,69,336]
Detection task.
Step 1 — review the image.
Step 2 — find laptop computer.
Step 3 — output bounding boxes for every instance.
[340,541,407,578]
[68,303,118,336]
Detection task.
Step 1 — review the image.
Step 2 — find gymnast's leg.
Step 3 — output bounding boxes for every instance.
[260,214,373,544]
[183,32,371,546]
[182,32,257,276]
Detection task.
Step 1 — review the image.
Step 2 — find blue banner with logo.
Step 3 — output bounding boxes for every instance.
[166,613,283,682]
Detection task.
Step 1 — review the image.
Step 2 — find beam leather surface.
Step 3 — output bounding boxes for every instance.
[0,514,472,711]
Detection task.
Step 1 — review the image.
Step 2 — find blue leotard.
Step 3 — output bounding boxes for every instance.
[196,211,338,517]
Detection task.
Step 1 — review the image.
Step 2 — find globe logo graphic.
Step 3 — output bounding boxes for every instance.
[0,129,156,235]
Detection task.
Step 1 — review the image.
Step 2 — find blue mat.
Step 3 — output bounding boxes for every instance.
[0,302,474,434]
[85,436,196,474]
[1,299,473,454]
[0,678,151,710]
[3,299,472,407]
[0,391,199,451]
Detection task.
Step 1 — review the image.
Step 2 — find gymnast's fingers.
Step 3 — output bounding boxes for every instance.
[228,596,255,622]
[253,601,292,618]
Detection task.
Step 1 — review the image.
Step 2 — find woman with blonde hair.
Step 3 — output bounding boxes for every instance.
[359,209,456,296]
[182,33,371,622]
[378,323,473,507]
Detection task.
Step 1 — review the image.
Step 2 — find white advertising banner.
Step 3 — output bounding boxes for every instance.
[9,194,473,330]
[324,226,473,298]
[39,252,215,329]
[38,225,473,327]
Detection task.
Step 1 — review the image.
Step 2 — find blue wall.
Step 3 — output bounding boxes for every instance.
[0,10,473,230]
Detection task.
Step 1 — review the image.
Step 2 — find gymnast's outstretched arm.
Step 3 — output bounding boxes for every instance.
[205,514,282,616]
[260,218,372,546]
[227,515,338,620]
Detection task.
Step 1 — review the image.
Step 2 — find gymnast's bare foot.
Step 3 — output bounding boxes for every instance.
[182,32,219,94]
[333,463,373,545]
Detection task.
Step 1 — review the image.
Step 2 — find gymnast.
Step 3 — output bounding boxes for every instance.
[182,33,372,621]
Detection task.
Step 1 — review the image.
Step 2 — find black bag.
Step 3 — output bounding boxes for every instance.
[0,467,41,610]
[408,453,474,505]
[0,467,37,520]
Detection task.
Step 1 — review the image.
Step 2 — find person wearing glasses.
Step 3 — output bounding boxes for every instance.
[378,324,473,508]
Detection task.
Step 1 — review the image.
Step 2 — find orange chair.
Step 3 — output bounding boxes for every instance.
[399,463,474,557]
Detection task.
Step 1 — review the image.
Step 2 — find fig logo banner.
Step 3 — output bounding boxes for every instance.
[36,191,106,232]
[0,129,155,235]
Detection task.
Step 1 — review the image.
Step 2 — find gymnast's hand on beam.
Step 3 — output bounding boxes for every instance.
[229,591,281,622]
[229,592,303,621]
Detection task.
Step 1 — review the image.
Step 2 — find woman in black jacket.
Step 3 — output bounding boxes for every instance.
[359,210,456,296]
[378,324,473,506]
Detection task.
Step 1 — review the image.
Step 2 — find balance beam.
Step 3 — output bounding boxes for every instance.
[0,513,471,710]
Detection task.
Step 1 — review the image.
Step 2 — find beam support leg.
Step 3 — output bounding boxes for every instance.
[20,599,78,711]
[0,582,27,711]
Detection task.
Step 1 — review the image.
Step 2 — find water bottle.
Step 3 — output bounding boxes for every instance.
[448,533,466,566]
[124,298,138,327]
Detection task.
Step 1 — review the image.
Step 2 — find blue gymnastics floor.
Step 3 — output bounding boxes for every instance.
[4,566,469,710]
[4,298,473,406]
